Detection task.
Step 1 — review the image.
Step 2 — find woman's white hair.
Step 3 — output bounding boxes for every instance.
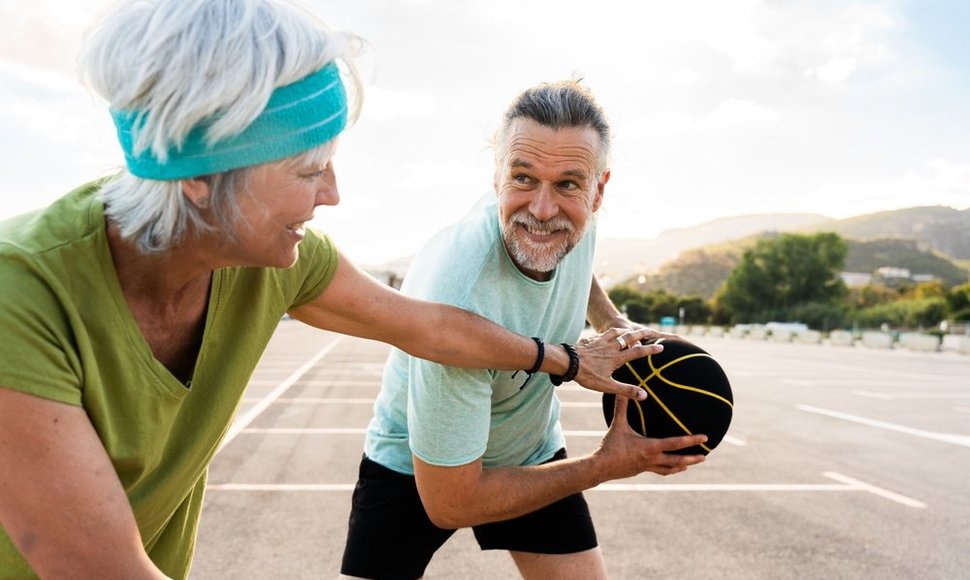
[79,0,363,253]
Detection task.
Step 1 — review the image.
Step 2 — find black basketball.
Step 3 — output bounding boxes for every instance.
[602,336,733,455]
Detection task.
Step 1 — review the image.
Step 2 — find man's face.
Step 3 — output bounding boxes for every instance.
[495,118,609,281]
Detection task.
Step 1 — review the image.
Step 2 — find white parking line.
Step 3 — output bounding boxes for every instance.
[822,472,926,508]
[219,337,345,452]
[206,472,924,508]
[797,404,970,448]
[595,472,925,508]
[853,390,970,400]
[241,397,375,404]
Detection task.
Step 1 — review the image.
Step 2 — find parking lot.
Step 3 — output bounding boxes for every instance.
[191,321,970,579]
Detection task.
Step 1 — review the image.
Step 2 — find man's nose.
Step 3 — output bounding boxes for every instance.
[528,184,557,221]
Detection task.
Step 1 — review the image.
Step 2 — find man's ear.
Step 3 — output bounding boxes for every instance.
[591,169,610,212]
[180,177,211,209]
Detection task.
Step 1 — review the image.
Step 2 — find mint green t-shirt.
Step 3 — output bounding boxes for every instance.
[364,194,595,474]
[0,181,338,579]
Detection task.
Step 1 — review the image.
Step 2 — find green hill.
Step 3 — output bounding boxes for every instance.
[627,236,969,298]
[800,206,970,260]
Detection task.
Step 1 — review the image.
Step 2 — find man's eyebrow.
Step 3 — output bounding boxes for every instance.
[561,169,589,179]
[509,159,589,179]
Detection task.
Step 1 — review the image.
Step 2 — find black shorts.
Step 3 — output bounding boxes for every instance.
[340,449,598,580]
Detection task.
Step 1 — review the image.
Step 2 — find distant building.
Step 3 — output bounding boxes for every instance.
[840,272,872,287]
[875,266,911,280]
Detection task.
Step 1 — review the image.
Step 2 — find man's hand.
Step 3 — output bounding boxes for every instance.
[571,327,673,399]
[593,393,707,479]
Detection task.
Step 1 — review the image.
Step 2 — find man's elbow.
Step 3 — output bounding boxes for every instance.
[423,501,467,530]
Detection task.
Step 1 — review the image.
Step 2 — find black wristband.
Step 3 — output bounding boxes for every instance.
[549,343,579,386]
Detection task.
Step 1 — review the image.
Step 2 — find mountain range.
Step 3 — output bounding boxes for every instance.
[594,205,970,290]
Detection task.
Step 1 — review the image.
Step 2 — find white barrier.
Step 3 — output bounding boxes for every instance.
[689,326,707,337]
[861,331,894,349]
[897,333,940,352]
[748,326,768,340]
[729,326,747,339]
[942,335,970,354]
[795,330,822,344]
[770,328,794,342]
[707,326,725,338]
[828,330,854,347]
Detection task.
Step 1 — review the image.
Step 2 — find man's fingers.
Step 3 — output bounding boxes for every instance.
[622,342,662,360]
[611,392,630,426]
[609,380,647,401]
[655,434,708,454]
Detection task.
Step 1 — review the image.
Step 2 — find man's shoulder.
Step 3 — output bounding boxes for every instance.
[401,196,502,302]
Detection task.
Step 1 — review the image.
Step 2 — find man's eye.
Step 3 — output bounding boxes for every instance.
[559,181,579,191]
[513,174,532,184]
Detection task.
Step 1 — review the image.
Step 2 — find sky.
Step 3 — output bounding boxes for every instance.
[1,0,968,266]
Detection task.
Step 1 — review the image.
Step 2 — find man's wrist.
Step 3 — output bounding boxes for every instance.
[549,343,579,386]
[540,344,570,376]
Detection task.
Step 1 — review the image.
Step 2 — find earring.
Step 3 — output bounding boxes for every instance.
[197,197,210,209]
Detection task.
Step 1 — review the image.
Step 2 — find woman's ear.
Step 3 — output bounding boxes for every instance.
[181,177,211,209]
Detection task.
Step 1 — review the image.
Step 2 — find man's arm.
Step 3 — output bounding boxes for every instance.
[413,396,706,529]
[0,387,170,579]
[289,252,657,398]
[586,275,630,333]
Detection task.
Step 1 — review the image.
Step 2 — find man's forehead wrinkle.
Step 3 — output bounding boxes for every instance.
[507,136,596,157]
[505,142,597,174]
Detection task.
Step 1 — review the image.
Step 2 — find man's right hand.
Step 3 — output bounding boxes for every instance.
[593,394,707,479]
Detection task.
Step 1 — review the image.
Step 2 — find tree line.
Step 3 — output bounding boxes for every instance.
[608,232,970,332]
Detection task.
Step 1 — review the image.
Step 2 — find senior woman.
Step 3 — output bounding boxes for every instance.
[0,0,657,578]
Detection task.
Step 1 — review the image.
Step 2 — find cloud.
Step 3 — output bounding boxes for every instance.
[359,86,436,122]
[814,158,970,217]
[709,98,777,126]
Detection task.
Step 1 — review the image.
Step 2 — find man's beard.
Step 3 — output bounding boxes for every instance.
[501,211,585,276]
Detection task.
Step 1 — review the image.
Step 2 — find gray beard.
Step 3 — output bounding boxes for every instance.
[501,213,584,276]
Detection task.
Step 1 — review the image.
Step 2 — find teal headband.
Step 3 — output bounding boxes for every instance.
[110,62,348,180]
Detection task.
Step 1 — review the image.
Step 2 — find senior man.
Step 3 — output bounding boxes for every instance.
[339,80,707,580]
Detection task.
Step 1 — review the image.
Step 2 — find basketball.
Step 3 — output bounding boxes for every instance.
[602,336,733,455]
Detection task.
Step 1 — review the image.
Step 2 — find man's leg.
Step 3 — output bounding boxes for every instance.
[339,455,455,580]
[471,449,603,579]
[509,547,607,580]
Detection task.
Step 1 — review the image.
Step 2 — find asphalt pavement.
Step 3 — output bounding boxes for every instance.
[190,321,970,579]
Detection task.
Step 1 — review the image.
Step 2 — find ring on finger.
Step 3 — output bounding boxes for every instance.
[616,334,628,349]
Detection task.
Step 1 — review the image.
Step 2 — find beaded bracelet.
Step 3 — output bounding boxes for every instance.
[549,343,579,386]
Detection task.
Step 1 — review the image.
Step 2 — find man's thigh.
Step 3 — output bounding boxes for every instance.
[470,449,599,557]
[510,547,607,580]
[340,455,455,580]
[470,487,599,554]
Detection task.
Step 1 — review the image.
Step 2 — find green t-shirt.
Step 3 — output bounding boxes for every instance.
[0,181,338,579]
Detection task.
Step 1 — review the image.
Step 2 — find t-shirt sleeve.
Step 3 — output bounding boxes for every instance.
[0,249,83,405]
[407,356,494,467]
[288,227,339,308]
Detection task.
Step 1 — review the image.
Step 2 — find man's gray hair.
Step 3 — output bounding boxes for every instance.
[495,79,612,175]
[78,0,362,253]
